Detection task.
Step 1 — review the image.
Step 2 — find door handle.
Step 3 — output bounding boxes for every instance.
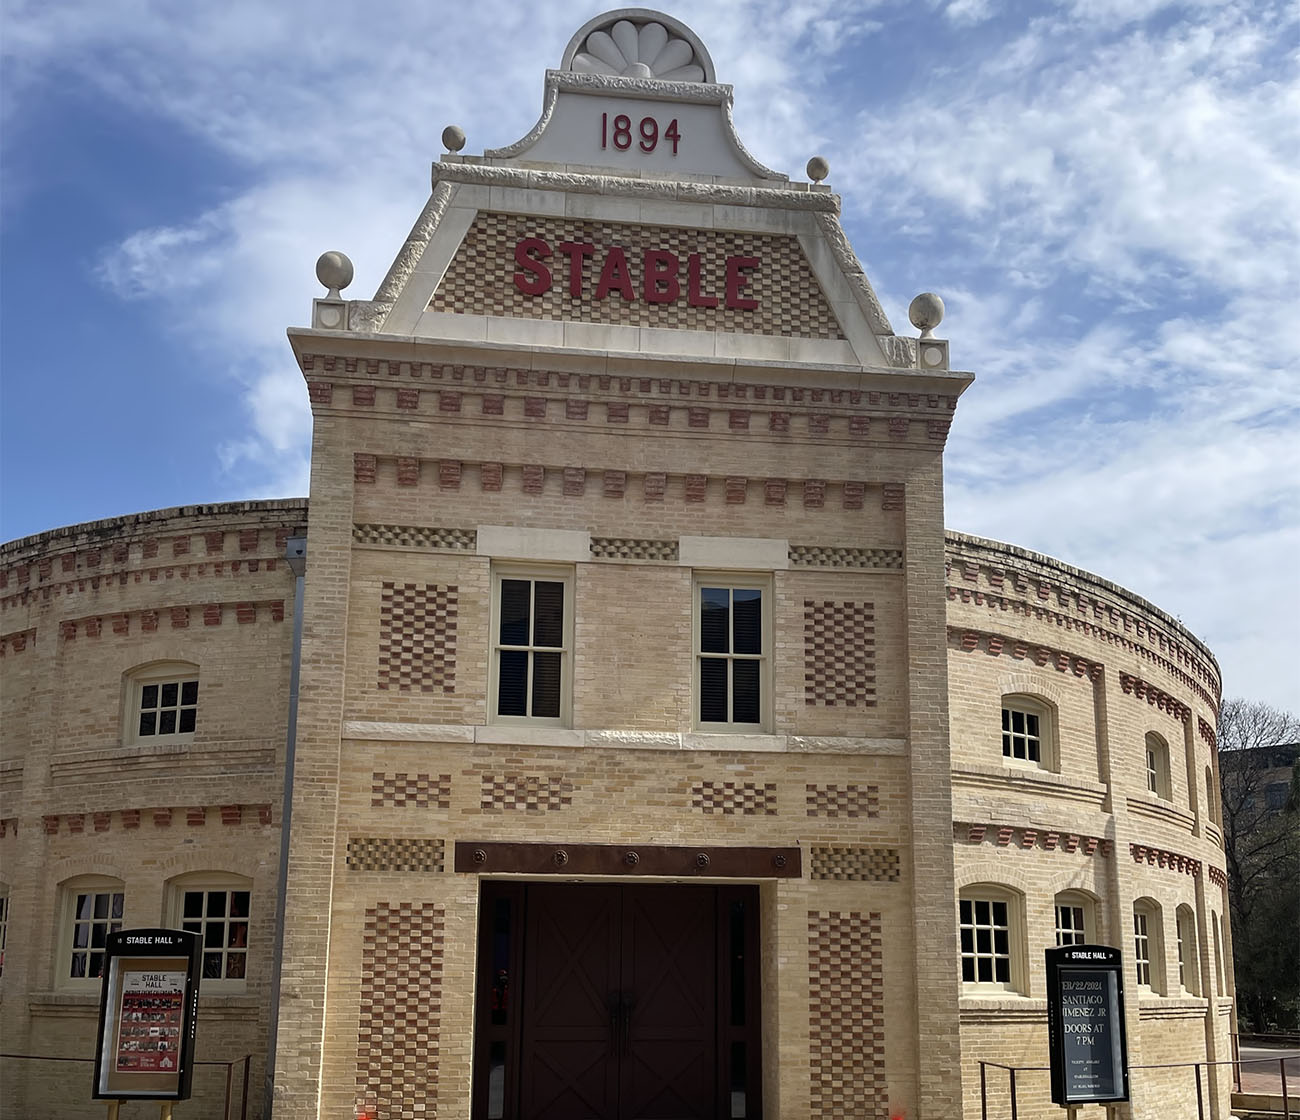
[620,993,635,1055]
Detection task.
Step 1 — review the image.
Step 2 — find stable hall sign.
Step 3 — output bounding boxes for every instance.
[1046,944,1131,1106]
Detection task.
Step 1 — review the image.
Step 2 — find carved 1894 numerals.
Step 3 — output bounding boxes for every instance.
[600,113,680,155]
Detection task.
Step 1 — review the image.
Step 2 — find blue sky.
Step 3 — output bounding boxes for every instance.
[2,0,1297,710]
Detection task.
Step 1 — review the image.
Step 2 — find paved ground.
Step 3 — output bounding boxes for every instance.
[1235,1043,1300,1097]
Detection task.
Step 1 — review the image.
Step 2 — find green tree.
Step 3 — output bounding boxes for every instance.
[1217,699,1300,1032]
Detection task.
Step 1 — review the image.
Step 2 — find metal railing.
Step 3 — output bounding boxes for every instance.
[0,1052,251,1120]
[979,1051,1295,1120]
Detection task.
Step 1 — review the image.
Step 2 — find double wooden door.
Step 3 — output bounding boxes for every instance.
[473,882,761,1120]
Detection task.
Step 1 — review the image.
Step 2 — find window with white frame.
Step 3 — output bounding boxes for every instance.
[1145,732,1171,799]
[959,887,1023,991]
[60,876,125,985]
[1001,695,1055,769]
[695,577,771,730]
[1054,891,1095,946]
[1176,905,1199,994]
[125,662,199,743]
[1133,899,1164,992]
[490,568,572,725]
[169,874,252,988]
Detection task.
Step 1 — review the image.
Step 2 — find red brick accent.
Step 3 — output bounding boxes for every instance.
[1198,717,1217,749]
[353,385,376,407]
[203,604,222,626]
[562,468,586,496]
[729,410,750,431]
[398,388,421,410]
[173,536,190,557]
[996,827,1014,846]
[204,531,224,554]
[881,483,904,511]
[112,614,130,635]
[438,461,462,490]
[842,482,864,510]
[170,606,189,629]
[84,617,101,638]
[236,602,256,623]
[1020,830,1037,848]
[725,477,747,504]
[849,416,869,437]
[522,465,545,494]
[93,812,112,832]
[765,479,786,506]
[37,557,52,580]
[769,411,790,433]
[86,549,102,568]
[803,480,826,509]
[141,610,158,632]
[1043,832,1060,851]
[968,825,987,842]
[525,397,546,418]
[927,418,951,441]
[607,402,629,423]
[685,475,707,502]
[62,553,77,571]
[220,805,243,826]
[644,473,666,501]
[143,539,160,559]
[603,471,626,498]
[566,399,589,420]
[396,458,420,487]
[307,381,333,404]
[60,621,77,640]
[68,814,85,834]
[43,815,60,835]
[1064,834,1080,853]
[687,407,709,429]
[888,417,908,438]
[810,415,829,435]
[271,601,285,622]
[649,405,670,425]
[480,463,503,491]
[258,805,273,825]
[122,809,141,829]
[481,395,504,416]
[187,807,206,827]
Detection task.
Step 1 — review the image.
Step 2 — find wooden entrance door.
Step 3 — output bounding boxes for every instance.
[473,882,761,1120]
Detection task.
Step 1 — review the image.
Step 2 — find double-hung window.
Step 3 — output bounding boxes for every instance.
[125,662,199,744]
[695,577,770,730]
[177,881,251,985]
[491,568,572,725]
[60,877,125,985]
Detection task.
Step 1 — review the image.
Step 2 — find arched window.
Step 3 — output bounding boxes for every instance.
[1000,694,1057,772]
[166,872,253,991]
[124,661,199,744]
[958,884,1026,993]
[1175,905,1199,994]
[1054,890,1097,946]
[1133,898,1165,993]
[1145,732,1171,800]
[58,875,125,987]
[1211,910,1226,994]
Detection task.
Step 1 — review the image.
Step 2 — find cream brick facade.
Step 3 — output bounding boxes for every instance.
[0,10,1232,1120]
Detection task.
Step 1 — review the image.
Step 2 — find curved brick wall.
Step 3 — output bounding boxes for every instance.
[0,506,1232,1119]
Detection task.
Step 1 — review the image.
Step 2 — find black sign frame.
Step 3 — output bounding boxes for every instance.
[92,928,202,1101]
[1046,944,1130,1106]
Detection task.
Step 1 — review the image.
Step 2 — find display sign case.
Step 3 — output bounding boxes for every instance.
[1046,944,1130,1106]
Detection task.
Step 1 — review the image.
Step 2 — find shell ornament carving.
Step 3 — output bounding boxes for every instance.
[570,20,705,83]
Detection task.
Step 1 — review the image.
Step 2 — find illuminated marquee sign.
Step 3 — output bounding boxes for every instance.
[513,237,760,309]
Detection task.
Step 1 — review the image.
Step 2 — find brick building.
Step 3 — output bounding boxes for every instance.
[0,11,1234,1120]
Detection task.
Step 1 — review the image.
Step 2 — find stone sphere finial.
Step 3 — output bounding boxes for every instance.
[442,125,466,153]
[908,292,945,339]
[806,156,830,183]
[316,251,354,299]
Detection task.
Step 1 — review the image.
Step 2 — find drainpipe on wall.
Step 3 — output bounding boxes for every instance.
[265,535,306,1116]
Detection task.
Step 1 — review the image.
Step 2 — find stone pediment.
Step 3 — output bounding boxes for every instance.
[321,10,959,375]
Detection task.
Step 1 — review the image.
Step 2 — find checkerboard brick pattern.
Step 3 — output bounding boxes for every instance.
[805,784,880,818]
[589,537,679,561]
[377,582,458,692]
[354,524,476,550]
[810,846,900,881]
[789,545,904,570]
[808,910,887,1119]
[346,837,445,872]
[371,773,452,809]
[480,774,575,811]
[428,212,845,339]
[803,600,876,706]
[690,781,777,815]
[356,902,444,1120]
